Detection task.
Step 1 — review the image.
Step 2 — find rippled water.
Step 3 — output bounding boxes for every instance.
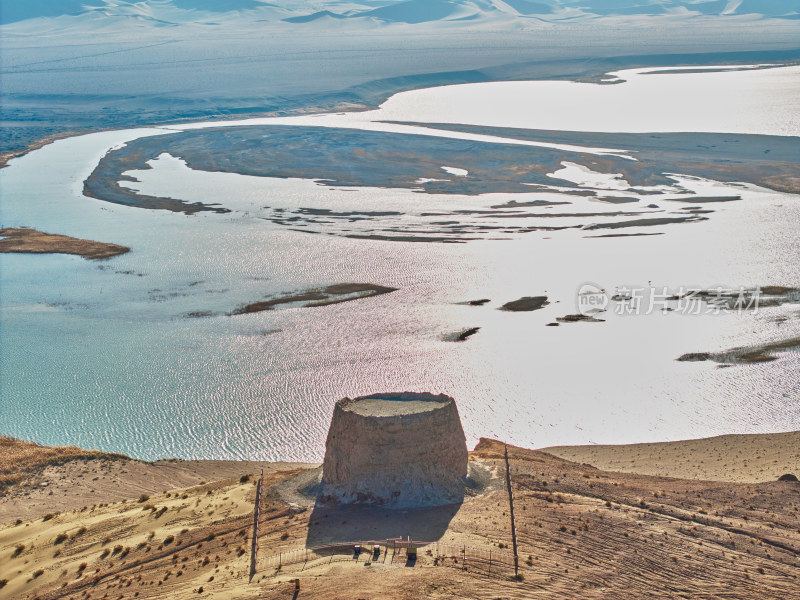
[1,66,799,461]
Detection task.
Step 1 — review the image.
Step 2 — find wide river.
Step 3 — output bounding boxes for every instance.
[1,65,799,461]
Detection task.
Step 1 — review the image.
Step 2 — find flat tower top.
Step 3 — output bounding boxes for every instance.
[342,392,451,418]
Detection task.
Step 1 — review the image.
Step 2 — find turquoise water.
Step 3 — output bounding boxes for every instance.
[1,67,799,461]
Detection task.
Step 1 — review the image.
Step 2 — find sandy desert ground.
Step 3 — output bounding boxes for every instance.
[543,431,800,483]
[1,434,799,599]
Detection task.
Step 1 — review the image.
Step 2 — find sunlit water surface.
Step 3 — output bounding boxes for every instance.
[1,66,799,461]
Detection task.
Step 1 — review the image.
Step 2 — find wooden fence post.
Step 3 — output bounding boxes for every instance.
[504,444,520,579]
[249,470,263,581]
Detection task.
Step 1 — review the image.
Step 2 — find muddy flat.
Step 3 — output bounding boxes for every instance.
[231,283,397,314]
[0,228,129,260]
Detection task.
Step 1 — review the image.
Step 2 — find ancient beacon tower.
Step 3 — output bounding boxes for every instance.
[320,392,469,507]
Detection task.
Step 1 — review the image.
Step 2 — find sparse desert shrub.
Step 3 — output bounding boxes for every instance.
[12,544,25,557]
[78,562,88,572]
[239,474,250,483]
[138,494,150,503]
[33,569,44,578]
[113,545,123,554]
[237,546,246,556]
[280,532,289,540]
[164,535,175,545]
[54,533,69,544]
[197,586,204,593]
[42,513,58,521]
[75,526,88,537]
[0,579,7,588]
[100,549,110,559]
[206,533,215,542]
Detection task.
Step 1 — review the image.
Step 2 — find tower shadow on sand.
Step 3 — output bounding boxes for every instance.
[305,498,463,547]
[273,461,495,548]
[292,462,495,547]
[294,392,492,547]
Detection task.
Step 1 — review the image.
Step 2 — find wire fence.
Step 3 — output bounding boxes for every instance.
[261,539,517,579]
[429,542,517,578]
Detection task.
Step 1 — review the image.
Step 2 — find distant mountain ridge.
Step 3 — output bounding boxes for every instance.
[3,0,799,26]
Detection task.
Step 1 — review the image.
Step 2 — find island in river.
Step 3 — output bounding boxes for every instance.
[0,228,129,260]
